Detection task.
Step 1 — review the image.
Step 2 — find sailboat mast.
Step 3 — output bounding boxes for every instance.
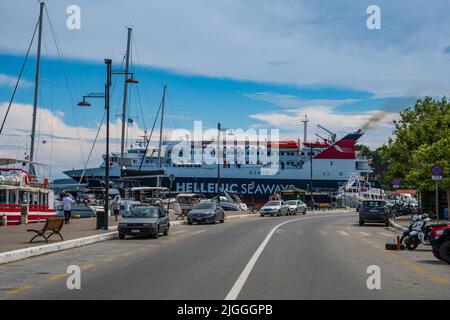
[156,85,167,187]
[29,1,44,176]
[157,84,167,168]
[120,27,132,159]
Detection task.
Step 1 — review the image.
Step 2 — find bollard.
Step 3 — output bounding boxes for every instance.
[396,236,401,251]
[1,215,7,226]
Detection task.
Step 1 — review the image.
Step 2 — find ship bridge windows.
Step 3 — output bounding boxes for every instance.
[0,190,6,203]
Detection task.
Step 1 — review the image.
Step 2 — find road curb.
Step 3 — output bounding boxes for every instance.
[390,219,408,232]
[0,231,119,265]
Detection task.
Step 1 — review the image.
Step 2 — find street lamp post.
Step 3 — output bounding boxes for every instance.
[78,59,138,230]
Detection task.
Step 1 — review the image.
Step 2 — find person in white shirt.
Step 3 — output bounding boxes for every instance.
[62,194,76,224]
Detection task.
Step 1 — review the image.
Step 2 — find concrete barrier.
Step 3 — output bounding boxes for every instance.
[0,231,118,265]
[390,219,408,232]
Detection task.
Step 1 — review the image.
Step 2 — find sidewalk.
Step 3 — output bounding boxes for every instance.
[0,211,254,254]
[391,215,449,231]
[0,217,119,253]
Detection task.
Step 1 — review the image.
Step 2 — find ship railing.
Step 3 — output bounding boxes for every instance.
[0,203,21,210]
[0,180,21,187]
[29,204,50,211]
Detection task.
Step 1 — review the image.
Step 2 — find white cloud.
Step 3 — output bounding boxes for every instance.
[0,73,32,88]
[0,102,166,178]
[249,104,399,149]
[1,0,450,97]
[243,92,360,108]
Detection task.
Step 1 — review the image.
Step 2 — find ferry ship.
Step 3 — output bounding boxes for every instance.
[63,129,375,203]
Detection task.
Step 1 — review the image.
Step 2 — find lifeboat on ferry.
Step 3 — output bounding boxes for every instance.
[267,141,299,149]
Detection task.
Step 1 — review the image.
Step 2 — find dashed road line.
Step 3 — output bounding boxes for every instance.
[120,252,132,257]
[431,276,449,285]
[358,231,371,237]
[337,231,350,236]
[7,285,33,295]
[318,230,328,236]
[48,273,68,280]
[81,263,96,270]
[379,232,395,238]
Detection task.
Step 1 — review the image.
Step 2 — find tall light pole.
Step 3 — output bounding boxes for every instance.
[78,60,138,230]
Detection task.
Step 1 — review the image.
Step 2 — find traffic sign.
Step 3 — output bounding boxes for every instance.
[432,175,443,182]
[431,164,443,176]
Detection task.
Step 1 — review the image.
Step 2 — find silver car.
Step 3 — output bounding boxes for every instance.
[281,200,307,215]
[118,206,170,239]
[260,201,284,217]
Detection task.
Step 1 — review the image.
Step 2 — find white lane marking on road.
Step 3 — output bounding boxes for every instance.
[225,214,351,300]
[337,231,350,236]
[171,230,187,235]
[379,232,393,238]
[296,230,304,235]
[190,230,207,236]
[358,232,371,237]
[318,230,328,236]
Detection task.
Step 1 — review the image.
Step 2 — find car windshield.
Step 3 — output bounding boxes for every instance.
[286,201,298,205]
[363,201,385,207]
[126,207,158,218]
[266,201,281,206]
[195,202,215,210]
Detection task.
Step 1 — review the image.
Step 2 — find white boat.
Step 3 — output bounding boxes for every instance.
[337,174,385,208]
[0,159,56,226]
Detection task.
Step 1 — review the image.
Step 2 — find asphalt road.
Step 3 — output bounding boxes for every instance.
[1,211,449,300]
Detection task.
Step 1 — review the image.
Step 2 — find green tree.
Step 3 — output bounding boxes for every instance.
[380,97,450,214]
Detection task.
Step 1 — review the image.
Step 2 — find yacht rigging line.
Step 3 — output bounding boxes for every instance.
[78,112,106,185]
[0,21,39,135]
[138,100,162,171]
[79,55,126,183]
[44,4,87,167]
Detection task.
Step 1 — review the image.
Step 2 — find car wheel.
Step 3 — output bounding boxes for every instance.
[303,209,306,215]
[385,220,390,227]
[212,215,217,224]
[220,214,225,223]
[119,233,125,240]
[163,225,169,236]
[260,214,264,217]
[432,248,442,261]
[439,241,450,264]
[154,227,159,239]
[188,221,193,225]
[359,219,365,226]
[278,210,281,216]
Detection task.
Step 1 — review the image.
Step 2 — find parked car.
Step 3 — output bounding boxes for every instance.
[358,200,389,227]
[430,223,450,264]
[260,200,284,217]
[118,205,170,239]
[187,201,225,225]
[282,200,307,215]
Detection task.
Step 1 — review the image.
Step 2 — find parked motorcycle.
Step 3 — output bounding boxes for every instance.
[430,224,450,264]
[400,214,432,250]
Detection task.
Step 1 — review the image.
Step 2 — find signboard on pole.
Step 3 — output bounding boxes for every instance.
[431,164,443,176]
[431,164,443,223]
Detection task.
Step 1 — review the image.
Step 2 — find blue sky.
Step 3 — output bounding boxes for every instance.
[1,0,449,177]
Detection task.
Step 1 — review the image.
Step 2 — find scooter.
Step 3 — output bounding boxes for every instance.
[400,214,432,251]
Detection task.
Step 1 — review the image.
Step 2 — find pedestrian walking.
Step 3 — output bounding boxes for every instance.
[112,195,121,222]
[63,193,76,224]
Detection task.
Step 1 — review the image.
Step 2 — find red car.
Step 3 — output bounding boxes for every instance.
[430,224,450,264]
